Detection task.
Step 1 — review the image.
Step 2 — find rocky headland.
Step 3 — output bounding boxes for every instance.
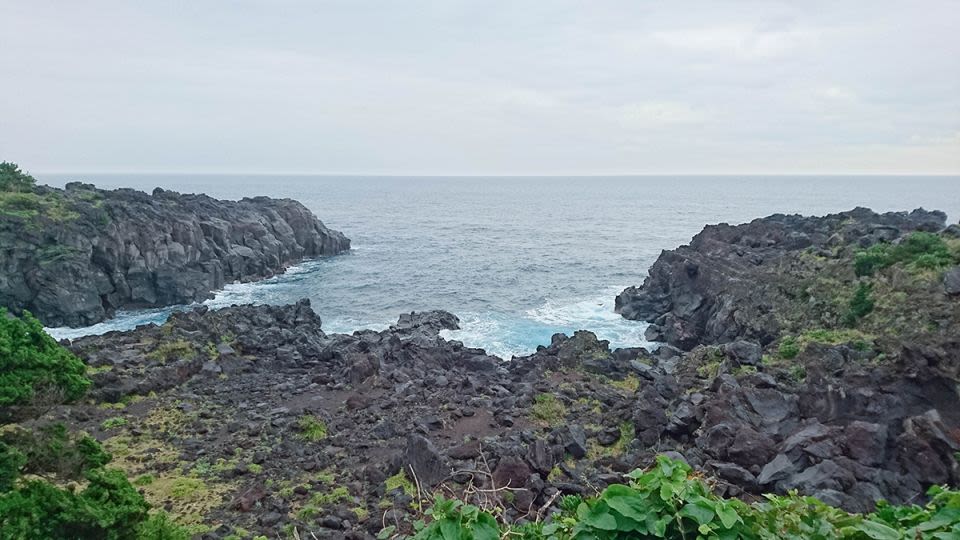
[20,207,956,538]
[0,182,349,327]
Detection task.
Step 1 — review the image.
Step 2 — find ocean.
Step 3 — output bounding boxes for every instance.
[40,175,960,358]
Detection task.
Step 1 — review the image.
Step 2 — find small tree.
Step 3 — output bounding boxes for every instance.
[0,309,90,422]
[0,162,36,193]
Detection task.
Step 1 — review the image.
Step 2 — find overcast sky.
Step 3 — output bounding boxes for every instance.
[2,1,959,175]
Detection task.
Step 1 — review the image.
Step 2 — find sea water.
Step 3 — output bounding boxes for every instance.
[40,175,960,358]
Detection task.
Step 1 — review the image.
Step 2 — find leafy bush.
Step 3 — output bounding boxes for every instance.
[409,495,500,540]
[0,468,149,539]
[854,232,956,276]
[844,282,875,326]
[136,512,191,540]
[0,443,26,492]
[2,423,110,481]
[0,162,36,193]
[0,427,190,539]
[854,244,890,277]
[0,309,90,417]
[387,456,960,539]
[778,337,800,359]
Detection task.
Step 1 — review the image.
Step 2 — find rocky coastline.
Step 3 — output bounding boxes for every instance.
[0,182,349,327]
[21,207,954,538]
[22,209,960,538]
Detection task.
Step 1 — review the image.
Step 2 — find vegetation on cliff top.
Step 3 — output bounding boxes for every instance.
[854,232,958,277]
[0,161,85,222]
[0,162,36,193]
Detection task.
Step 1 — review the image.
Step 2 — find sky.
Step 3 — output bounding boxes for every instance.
[2,1,959,175]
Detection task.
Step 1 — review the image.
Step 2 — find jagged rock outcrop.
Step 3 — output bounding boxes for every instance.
[51,287,957,537]
[616,207,949,350]
[0,182,349,326]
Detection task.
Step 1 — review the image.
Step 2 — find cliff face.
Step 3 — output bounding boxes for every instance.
[0,182,349,327]
[615,207,953,350]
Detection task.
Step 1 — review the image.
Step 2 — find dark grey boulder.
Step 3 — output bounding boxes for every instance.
[402,434,446,487]
[560,425,588,459]
[757,453,798,485]
[944,266,960,295]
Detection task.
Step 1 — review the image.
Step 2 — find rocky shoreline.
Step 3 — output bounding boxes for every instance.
[29,207,957,538]
[615,207,955,348]
[0,182,349,327]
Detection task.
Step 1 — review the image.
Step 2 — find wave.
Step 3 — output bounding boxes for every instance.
[441,292,651,359]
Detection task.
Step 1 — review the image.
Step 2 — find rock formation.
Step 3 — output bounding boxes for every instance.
[616,207,948,349]
[0,182,349,326]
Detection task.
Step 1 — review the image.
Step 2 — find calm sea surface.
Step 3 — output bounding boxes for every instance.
[40,175,960,358]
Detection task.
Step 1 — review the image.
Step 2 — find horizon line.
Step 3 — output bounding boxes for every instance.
[34,171,960,177]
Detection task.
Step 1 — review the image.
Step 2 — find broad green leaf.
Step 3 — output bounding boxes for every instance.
[852,520,902,540]
[439,519,460,540]
[717,505,741,529]
[583,507,618,531]
[605,494,648,522]
[660,481,675,501]
[680,502,716,525]
[471,516,500,540]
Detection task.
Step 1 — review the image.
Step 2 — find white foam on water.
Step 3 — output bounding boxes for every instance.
[44,266,651,360]
[441,290,652,359]
[45,260,323,340]
[45,306,179,340]
[322,316,391,335]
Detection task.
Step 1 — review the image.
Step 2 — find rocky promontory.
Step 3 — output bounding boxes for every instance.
[616,207,954,349]
[0,182,349,327]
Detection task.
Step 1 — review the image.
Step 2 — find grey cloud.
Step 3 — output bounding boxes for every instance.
[1,0,957,174]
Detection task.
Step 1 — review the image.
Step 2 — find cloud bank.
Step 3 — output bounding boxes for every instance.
[1,0,958,174]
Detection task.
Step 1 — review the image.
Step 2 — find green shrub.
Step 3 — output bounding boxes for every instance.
[844,282,875,327]
[778,337,800,359]
[410,495,500,540]
[0,468,148,539]
[134,474,155,486]
[854,232,956,276]
[0,309,90,416]
[297,415,328,441]
[393,455,960,539]
[0,424,190,539]
[1,423,110,482]
[0,442,26,492]
[101,417,128,430]
[136,512,191,540]
[854,244,890,277]
[0,162,36,193]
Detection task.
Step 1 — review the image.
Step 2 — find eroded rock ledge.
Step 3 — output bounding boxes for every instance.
[0,182,349,326]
